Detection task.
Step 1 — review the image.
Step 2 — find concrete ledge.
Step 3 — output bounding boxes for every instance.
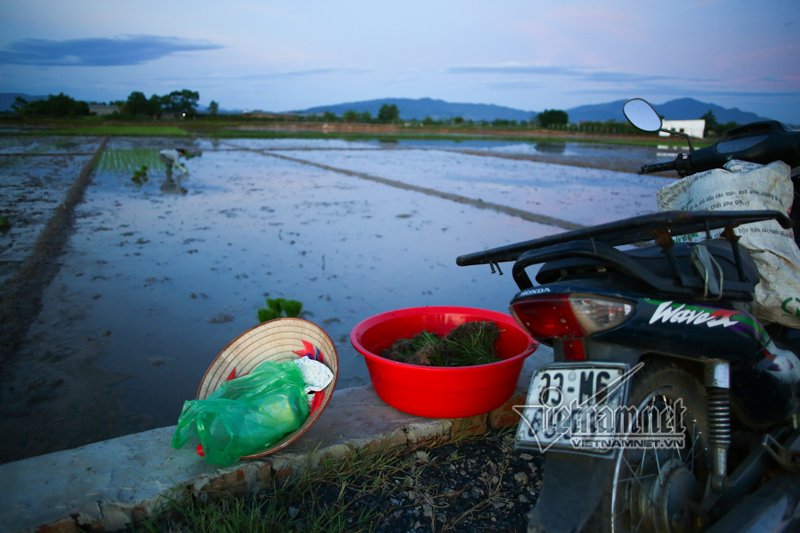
[0,352,549,532]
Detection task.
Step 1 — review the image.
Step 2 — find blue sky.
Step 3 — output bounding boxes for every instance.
[1,0,798,122]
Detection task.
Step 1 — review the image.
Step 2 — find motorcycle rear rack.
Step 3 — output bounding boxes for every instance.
[457,210,791,266]
[457,210,792,300]
[512,239,757,299]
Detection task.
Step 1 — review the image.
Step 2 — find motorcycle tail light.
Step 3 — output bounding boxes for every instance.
[511,293,633,341]
[511,295,585,339]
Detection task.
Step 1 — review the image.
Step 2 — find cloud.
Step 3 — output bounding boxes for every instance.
[0,35,222,66]
[449,64,584,76]
[273,67,371,78]
[217,67,372,83]
[448,63,693,86]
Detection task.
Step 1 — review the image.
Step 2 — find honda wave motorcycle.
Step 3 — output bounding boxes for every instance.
[457,99,800,532]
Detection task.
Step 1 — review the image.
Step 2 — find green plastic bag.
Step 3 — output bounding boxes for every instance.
[171,360,310,466]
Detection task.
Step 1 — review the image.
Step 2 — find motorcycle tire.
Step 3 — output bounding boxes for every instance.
[587,360,712,533]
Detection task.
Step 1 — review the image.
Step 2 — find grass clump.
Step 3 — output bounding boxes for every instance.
[382,321,501,367]
[257,297,303,323]
[139,446,420,532]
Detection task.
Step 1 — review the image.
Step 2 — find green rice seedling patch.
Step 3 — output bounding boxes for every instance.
[97,148,165,174]
[257,297,304,323]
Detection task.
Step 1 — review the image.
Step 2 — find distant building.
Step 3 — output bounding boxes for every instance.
[88,103,119,116]
[241,111,297,119]
[660,119,705,139]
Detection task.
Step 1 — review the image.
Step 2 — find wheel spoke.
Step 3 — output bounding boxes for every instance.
[607,372,710,533]
[653,437,664,484]
[616,471,658,484]
[688,419,700,473]
[620,448,661,512]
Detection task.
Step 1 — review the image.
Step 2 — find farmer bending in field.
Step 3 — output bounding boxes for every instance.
[159,148,189,178]
[159,148,189,194]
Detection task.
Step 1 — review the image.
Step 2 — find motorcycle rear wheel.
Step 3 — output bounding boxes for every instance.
[592,361,711,533]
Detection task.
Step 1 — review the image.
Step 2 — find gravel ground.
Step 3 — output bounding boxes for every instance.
[142,428,544,532]
[368,429,542,532]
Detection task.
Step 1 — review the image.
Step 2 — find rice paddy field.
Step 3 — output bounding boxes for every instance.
[0,135,673,462]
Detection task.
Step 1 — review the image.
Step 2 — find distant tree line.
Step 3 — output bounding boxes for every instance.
[312,105,576,129]
[120,89,204,119]
[314,106,741,137]
[12,93,90,117]
[322,104,400,124]
[9,89,215,119]
[701,110,739,137]
[7,93,740,136]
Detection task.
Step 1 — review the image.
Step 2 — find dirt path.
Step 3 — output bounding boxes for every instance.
[0,139,124,463]
[454,147,647,174]
[0,139,107,361]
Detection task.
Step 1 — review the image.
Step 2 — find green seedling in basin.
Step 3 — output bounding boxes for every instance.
[382,321,501,367]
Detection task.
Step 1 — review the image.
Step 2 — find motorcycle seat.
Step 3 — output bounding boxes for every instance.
[535,238,761,300]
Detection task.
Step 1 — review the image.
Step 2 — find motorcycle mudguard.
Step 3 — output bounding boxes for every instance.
[528,452,615,531]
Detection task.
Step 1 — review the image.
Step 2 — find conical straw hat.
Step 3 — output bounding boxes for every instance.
[196,317,339,459]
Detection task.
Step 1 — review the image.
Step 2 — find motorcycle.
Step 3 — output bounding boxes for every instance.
[456,99,800,532]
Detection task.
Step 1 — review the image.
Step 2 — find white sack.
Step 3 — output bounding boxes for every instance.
[656,160,800,327]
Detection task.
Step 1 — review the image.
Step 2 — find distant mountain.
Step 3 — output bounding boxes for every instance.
[565,100,629,123]
[655,98,768,124]
[566,97,770,124]
[298,96,772,125]
[297,97,535,122]
[0,92,45,111]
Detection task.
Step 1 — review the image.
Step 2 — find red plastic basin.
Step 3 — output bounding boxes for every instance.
[350,306,537,418]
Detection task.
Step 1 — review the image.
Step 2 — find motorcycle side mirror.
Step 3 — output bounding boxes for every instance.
[623,98,662,132]
[624,97,695,152]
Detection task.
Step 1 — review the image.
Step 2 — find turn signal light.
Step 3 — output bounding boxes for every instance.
[569,296,633,334]
[510,294,633,340]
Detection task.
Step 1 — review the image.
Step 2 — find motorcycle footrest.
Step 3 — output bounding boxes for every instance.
[762,433,800,473]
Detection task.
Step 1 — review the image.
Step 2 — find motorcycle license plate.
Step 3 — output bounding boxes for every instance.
[515,363,632,456]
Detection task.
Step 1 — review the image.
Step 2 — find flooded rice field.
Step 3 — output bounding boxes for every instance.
[0,136,672,462]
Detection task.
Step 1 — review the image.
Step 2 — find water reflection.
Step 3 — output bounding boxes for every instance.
[160,173,188,194]
[535,142,567,154]
[656,145,687,159]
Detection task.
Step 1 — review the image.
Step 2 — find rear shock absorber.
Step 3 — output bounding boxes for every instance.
[705,360,732,491]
